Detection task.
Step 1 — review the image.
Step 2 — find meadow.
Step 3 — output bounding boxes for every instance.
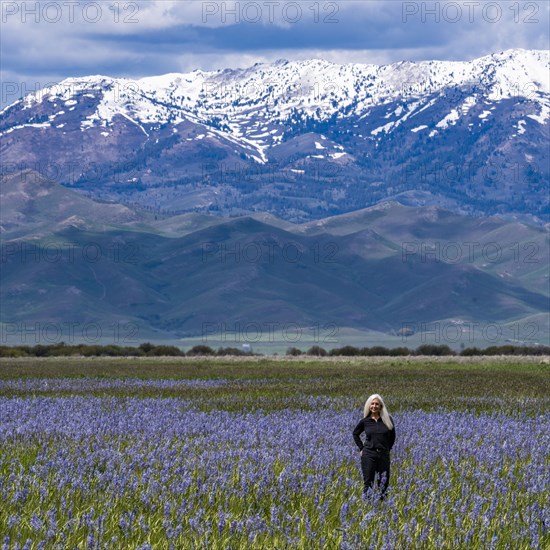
[0,356,548,549]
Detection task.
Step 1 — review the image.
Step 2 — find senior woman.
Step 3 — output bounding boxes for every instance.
[352,394,395,499]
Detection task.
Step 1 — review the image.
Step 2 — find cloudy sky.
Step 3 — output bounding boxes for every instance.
[1,0,549,106]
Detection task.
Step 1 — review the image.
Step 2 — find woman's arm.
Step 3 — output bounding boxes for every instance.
[352,419,365,450]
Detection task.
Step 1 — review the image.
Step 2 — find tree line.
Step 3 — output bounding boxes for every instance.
[287,344,550,356]
[0,342,548,357]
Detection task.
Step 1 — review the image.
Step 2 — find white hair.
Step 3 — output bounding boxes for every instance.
[364,394,393,430]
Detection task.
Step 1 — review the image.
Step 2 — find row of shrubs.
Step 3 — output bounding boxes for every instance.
[0,343,253,358]
[0,342,548,357]
[287,344,550,356]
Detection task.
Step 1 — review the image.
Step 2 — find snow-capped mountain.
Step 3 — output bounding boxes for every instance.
[1,49,548,221]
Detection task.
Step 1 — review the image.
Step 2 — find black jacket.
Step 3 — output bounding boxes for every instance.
[353,416,395,453]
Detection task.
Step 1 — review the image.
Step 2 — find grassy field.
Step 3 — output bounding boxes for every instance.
[0,356,548,412]
[0,357,548,548]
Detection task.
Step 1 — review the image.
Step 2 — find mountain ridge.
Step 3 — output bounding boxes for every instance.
[1,48,548,222]
[1,172,548,347]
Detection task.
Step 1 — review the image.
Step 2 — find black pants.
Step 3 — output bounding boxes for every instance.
[361,449,390,497]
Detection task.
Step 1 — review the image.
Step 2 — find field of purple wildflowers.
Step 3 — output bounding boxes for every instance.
[0,357,548,549]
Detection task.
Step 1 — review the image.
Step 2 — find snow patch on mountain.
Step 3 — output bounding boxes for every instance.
[436,109,460,129]
[528,104,550,124]
[1,49,548,174]
[8,49,547,137]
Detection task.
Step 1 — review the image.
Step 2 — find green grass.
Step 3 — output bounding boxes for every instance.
[1,356,548,413]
